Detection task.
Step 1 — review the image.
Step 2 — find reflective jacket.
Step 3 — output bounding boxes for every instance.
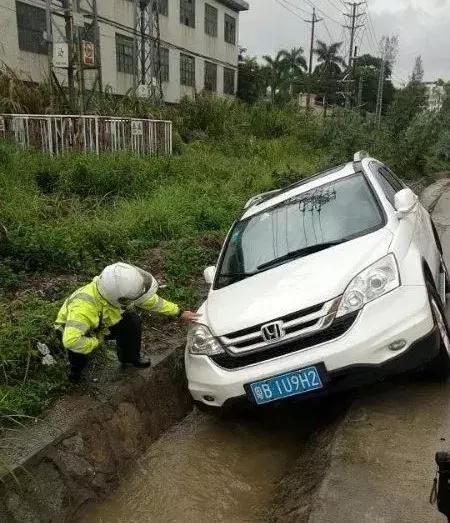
[55,277,180,355]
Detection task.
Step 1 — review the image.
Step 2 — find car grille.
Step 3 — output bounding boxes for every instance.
[219,297,341,354]
[211,312,358,370]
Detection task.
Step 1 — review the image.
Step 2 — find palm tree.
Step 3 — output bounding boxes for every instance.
[262,51,288,102]
[313,40,346,76]
[278,47,307,96]
[313,40,346,113]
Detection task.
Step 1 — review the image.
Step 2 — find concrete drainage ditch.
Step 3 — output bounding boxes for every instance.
[0,348,192,522]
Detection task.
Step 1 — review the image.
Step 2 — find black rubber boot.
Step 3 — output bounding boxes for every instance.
[121,359,152,369]
[67,350,88,383]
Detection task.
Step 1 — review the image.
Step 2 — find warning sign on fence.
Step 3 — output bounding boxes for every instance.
[131,121,144,136]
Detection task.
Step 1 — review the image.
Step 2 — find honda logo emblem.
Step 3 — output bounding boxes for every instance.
[261,321,285,343]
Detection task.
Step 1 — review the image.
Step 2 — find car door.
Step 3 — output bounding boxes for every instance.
[377,164,440,286]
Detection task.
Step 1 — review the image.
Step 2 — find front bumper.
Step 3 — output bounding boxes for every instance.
[185,285,436,407]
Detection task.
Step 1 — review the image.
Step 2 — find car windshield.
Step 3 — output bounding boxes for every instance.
[216,173,384,289]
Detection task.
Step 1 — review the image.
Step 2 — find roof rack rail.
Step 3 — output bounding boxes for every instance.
[244,189,281,209]
[354,151,370,162]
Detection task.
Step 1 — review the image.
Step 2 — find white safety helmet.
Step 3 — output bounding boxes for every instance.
[97,263,158,308]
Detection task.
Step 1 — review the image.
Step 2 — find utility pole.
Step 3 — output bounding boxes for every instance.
[343,2,364,108]
[74,0,85,114]
[45,0,54,111]
[304,7,322,109]
[357,73,364,110]
[375,36,398,127]
[62,0,75,110]
[133,0,164,105]
[91,0,103,92]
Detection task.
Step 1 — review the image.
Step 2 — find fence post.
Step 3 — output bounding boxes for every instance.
[47,117,53,156]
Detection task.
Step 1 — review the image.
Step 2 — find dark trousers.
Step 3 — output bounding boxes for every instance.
[67,311,142,377]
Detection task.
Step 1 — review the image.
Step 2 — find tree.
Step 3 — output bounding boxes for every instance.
[278,47,307,96]
[262,51,289,103]
[353,54,395,113]
[410,55,424,84]
[237,49,265,104]
[313,40,346,111]
[314,41,346,76]
[387,81,428,138]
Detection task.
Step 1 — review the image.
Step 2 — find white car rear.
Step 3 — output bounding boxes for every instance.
[185,153,450,409]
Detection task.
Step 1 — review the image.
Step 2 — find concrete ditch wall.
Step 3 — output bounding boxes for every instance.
[0,348,192,522]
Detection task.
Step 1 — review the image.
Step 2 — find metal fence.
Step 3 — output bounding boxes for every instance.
[0,114,172,156]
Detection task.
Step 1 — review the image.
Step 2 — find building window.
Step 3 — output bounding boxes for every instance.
[204,4,218,37]
[204,61,217,92]
[180,0,195,28]
[159,47,169,82]
[116,33,135,74]
[180,53,195,87]
[16,1,47,54]
[224,14,236,44]
[152,0,168,17]
[224,67,235,95]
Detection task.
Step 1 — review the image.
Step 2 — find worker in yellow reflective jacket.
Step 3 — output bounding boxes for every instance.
[55,262,199,382]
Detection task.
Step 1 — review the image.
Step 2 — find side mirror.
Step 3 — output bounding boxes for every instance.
[204,266,216,285]
[394,188,418,219]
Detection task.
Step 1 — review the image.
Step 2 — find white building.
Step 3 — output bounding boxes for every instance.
[0,0,249,103]
[424,82,446,112]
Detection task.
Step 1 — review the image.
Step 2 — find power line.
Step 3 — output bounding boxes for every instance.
[364,1,380,52]
[273,0,306,20]
[322,19,334,41]
[323,0,343,13]
[299,0,344,26]
[281,0,311,17]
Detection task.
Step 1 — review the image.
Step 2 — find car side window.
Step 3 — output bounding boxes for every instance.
[383,167,405,190]
[375,168,400,207]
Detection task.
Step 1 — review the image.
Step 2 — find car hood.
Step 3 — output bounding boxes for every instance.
[203,228,393,336]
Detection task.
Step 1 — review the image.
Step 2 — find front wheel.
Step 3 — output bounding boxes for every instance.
[425,280,450,381]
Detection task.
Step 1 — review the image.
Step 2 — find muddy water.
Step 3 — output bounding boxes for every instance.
[84,406,320,523]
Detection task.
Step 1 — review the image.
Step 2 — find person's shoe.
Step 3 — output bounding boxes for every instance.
[121,359,151,369]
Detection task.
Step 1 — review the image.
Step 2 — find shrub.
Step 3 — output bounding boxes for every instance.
[174,93,241,142]
[0,259,20,291]
[35,169,61,194]
[271,167,306,189]
[245,103,294,139]
[64,161,134,197]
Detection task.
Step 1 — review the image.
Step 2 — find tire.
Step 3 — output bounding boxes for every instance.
[425,279,450,381]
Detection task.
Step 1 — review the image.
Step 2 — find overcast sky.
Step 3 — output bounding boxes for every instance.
[239,0,449,85]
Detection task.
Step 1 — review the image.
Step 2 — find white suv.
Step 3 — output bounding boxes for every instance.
[185,153,450,409]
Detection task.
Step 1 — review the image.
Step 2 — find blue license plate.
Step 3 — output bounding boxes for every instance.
[249,366,323,405]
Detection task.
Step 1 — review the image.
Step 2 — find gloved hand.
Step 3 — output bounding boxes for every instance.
[180,311,201,323]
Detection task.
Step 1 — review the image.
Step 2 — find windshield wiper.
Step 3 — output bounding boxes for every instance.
[257,241,347,271]
[218,271,256,278]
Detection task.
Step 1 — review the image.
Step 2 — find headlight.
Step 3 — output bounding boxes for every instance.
[336,253,400,318]
[186,324,225,355]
